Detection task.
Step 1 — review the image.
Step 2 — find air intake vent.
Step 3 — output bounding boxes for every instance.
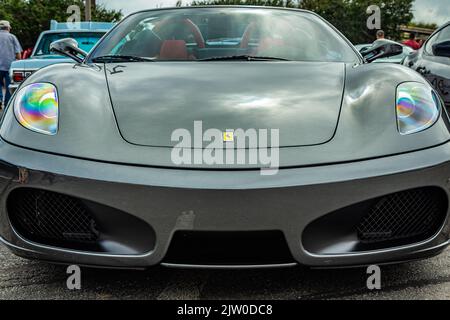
[303,187,448,254]
[8,188,99,247]
[357,188,447,244]
[164,231,294,266]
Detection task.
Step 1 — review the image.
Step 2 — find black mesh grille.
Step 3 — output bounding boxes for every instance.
[8,189,99,246]
[357,188,447,244]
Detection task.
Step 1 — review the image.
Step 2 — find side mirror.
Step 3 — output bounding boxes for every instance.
[358,46,371,54]
[361,40,403,63]
[432,41,450,58]
[50,38,87,63]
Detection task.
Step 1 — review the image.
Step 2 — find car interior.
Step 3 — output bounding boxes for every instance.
[111,13,344,62]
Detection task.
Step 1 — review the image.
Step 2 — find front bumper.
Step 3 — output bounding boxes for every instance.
[0,139,449,269]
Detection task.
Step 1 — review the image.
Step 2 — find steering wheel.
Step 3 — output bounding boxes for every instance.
[155,18,205,49]
[182,19,205,48]
[241,20,297,51]
[240,22,256,49]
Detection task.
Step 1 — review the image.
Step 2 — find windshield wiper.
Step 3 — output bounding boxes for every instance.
[198,55,290,62]
[92,55,155,63]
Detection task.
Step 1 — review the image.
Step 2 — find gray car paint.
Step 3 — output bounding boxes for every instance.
[106,62,346,148]
[0,7,449,268]
[1,61,449,169]
[3,7,448,168]
[0,139,449,268]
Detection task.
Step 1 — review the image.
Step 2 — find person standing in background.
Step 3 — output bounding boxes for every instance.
[0,20,22,109]
[418,38,425,49]
[376,30,385,40]
[403,33,421,50]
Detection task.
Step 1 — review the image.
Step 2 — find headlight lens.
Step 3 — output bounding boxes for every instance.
[396,82,440,135]
[14,83,59,135]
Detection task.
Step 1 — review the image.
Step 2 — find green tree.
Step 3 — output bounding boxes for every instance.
[408,21,438,30]
[191,0,297,7]
[0,0,122,48]
[191,0,415,44]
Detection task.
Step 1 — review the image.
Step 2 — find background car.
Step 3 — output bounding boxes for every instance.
[403,22,450,110]
[355,42,413,64]
[8,20,114,93]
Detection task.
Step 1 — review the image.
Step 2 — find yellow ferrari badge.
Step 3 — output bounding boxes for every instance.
[223,131,234,142]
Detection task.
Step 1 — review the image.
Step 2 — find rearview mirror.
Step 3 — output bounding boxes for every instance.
[432,41,450,58]
[361,40,403,63]
[50,38,87,63]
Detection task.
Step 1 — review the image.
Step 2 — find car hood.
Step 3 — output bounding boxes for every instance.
[105,62,346,148]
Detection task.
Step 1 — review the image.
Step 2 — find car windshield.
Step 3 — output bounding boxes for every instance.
[436,25,450,42]
[90,8,358,63]
[34,32,105,56]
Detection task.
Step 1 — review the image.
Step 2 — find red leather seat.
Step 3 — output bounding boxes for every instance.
[258,38,286,52]
[159,40,189,60]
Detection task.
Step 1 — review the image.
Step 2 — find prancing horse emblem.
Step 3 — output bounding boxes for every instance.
[223,131,234,142]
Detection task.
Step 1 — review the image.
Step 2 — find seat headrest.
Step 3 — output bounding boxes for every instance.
[159,40,189,60]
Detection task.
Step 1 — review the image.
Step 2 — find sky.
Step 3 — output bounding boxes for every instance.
[97,0,450,25]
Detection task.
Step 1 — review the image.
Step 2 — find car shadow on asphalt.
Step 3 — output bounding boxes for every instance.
[1,248,448,300]
[30,258,445,299]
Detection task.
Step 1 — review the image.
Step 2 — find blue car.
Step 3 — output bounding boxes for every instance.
[9,20,113,93]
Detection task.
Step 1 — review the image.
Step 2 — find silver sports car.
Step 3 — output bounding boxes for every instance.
[0,7,449,269]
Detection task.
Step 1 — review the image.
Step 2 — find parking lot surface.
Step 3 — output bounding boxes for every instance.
[0,246,448,300]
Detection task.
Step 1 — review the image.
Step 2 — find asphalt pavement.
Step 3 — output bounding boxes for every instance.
[0,245,448,300]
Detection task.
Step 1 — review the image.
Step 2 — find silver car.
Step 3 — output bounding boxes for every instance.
[0,7,448,269]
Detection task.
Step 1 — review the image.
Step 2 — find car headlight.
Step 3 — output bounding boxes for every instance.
[13,83,59,135]
[396,82,440,135]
